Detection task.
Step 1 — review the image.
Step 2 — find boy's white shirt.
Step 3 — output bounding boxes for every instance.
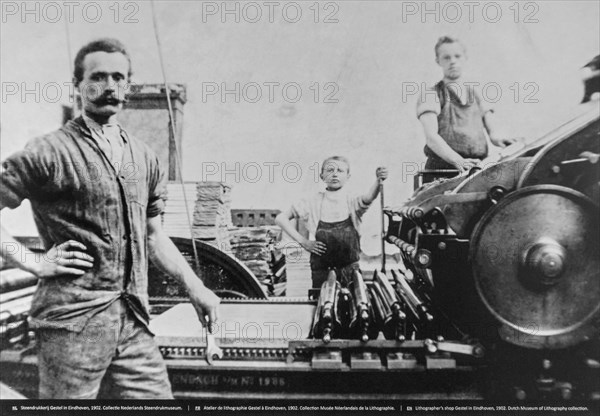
[290,188,371,238]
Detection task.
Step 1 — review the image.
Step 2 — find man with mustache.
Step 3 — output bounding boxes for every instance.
[417,36,517,175]
[0,38,220,398]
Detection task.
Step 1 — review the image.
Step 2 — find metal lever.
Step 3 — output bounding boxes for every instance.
[425,339,484,358]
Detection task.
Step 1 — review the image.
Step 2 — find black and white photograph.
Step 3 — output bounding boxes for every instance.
[0,0,599,414]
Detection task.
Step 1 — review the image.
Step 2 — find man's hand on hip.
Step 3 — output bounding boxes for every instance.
[32,240,94,278]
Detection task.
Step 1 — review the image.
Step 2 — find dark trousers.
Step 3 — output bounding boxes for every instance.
[37,299,173,399]
[310,217,361,288]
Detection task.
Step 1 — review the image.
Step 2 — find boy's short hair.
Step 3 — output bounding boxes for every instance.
[434,36,466,58]
[321,156,350,175]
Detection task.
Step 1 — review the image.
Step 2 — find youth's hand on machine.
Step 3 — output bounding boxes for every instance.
[32,240,94,278]
[453,158,481,173]
[376,166,388,183]
[301,239,327,256]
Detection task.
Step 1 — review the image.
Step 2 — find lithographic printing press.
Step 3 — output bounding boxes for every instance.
[140,96,599,401]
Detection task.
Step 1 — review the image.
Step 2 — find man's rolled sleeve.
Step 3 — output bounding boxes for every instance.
[0,141,50,209]
[147,155,168,218]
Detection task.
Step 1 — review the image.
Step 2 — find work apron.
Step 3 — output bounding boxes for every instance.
[424,80,489,170]
[310,217,361,288]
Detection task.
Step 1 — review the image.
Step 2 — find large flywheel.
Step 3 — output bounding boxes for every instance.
[470,185,599,349]
[148,237,268,311]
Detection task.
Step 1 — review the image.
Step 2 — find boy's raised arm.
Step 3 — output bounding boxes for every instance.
[361,167,388,205]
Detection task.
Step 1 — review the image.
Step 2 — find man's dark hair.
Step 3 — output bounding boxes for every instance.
[73,38,132,86]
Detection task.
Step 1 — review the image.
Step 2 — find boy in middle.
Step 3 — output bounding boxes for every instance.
[276,156,388,288]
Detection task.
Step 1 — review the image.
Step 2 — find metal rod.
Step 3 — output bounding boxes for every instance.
[380,182,386,273]
[151,0,200,270]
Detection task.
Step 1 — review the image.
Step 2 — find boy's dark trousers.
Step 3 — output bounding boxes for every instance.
[310,217,361,288]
